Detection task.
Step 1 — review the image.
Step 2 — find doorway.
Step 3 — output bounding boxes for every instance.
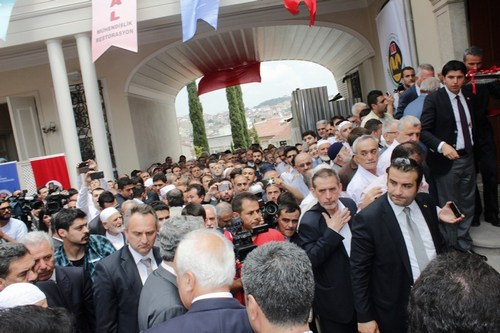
[0,103,19,162]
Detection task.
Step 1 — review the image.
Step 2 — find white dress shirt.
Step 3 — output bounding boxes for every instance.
[346,165,378,206]
[129,245,158,285]
[387,197,437,281]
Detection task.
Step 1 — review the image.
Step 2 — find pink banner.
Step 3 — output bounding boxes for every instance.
[92,0,137,62]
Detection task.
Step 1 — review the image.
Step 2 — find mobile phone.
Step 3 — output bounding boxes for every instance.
[90,171,104,180]
[78,161,90,174]
[218,183,229,191]
[450,202,462,218]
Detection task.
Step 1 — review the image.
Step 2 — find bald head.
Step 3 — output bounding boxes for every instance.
[293,152,313,175]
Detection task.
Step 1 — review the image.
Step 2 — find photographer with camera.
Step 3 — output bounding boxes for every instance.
[76,160,108,220]
[226,192,284,305]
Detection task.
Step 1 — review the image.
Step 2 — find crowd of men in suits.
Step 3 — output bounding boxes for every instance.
[1,46,500,333]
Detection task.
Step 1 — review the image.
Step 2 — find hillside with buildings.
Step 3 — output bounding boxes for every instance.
[178,95,292,156]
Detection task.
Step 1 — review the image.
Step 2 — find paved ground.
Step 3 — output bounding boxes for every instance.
[471,219,500,272]
[471,183,500,272]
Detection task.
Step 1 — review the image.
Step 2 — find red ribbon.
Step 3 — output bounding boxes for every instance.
[466,66,500,95]
[284,0,317,26]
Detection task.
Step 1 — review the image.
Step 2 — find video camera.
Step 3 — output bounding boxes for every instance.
[227,216,276,262]
[7,190,40,218]
[250,180,279,228]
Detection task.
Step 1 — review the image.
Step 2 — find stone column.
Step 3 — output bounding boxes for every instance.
[430,0,469,62]
[46,39,82,188]
[75,33,114,180]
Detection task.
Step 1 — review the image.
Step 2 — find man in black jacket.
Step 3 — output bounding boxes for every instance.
[297,168,357,333]
[20,231,95,333]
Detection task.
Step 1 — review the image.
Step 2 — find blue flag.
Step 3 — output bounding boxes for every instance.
[0,161,20,196]
[0,0,16,42]
[180,0,220,42]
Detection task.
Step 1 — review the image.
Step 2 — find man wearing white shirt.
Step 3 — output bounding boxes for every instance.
[420,60,477,254]
[346,135,379,205]
[376,115,421,176]
[138,215,203,331]
[298,168,357,333]
[351,158,459,333]
[99,207,126,250]
[144,229,253,333]
[94,204,161,333]
[0,200,28,243]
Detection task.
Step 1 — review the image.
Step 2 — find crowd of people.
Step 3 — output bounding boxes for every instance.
[1,46,500,333]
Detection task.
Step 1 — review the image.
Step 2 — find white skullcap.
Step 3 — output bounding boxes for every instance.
[144,178,153,188]
[337,121,352,131]
[0,283,46,308]
[317,139,331,148]
[160,184,176,198]
[100,207,119,222]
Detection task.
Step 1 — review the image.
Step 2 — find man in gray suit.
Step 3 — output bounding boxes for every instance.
[138,215,204,330]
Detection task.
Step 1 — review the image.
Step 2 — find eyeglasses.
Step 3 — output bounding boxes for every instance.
[392,157,411,166]
[297,162,313,168]
[0,206,12,211]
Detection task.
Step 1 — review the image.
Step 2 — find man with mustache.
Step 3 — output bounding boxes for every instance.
[54,208,116,280]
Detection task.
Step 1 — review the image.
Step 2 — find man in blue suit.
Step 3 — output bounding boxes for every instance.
[395,64,435,119]
[145,229,253,333]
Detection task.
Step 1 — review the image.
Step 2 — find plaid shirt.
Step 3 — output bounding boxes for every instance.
[54,234,116,280]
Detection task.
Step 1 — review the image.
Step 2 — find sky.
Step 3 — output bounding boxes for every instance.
[174,60,339,117]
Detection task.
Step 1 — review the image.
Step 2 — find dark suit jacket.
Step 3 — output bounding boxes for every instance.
[395,85,418,119]
[350,193,446,333]
[93,245,161,333]
[420,87,476,174]
[297,198,357,324]
[137,264,186,331]
[88,214,106,236]
[463,80,500,148]
[37,266,95,333]
[144,297,253,333]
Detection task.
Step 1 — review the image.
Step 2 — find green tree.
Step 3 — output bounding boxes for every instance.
[226,86,247,148]
[250,125,260,145]
[187,81,209,155]
[234,85,251,145]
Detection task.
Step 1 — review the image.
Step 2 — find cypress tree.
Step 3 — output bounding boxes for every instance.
[226,86,247,148]
[234,85,251,145]
[187,81,209,155]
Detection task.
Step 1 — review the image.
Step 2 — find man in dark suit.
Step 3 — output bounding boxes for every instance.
[19,231,95,333]
[395,64,435,119]
[420,60,479,254]
[242,242,315,333]
[138,215,203,330]
[462,46,500,227]
[351,158,460,333]
[94,204,162,333]
[145,229,253,333]
[298,168,357,333]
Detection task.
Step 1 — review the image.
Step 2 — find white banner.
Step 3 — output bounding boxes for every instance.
[92,0,137,62]
[376,0,412,91]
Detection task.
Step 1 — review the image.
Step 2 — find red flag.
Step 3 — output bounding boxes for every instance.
[198,62,261,96]
[284,0,317,26]
[30,154,71,190]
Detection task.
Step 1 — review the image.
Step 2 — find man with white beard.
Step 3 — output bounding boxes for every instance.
[100,207,126,250]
